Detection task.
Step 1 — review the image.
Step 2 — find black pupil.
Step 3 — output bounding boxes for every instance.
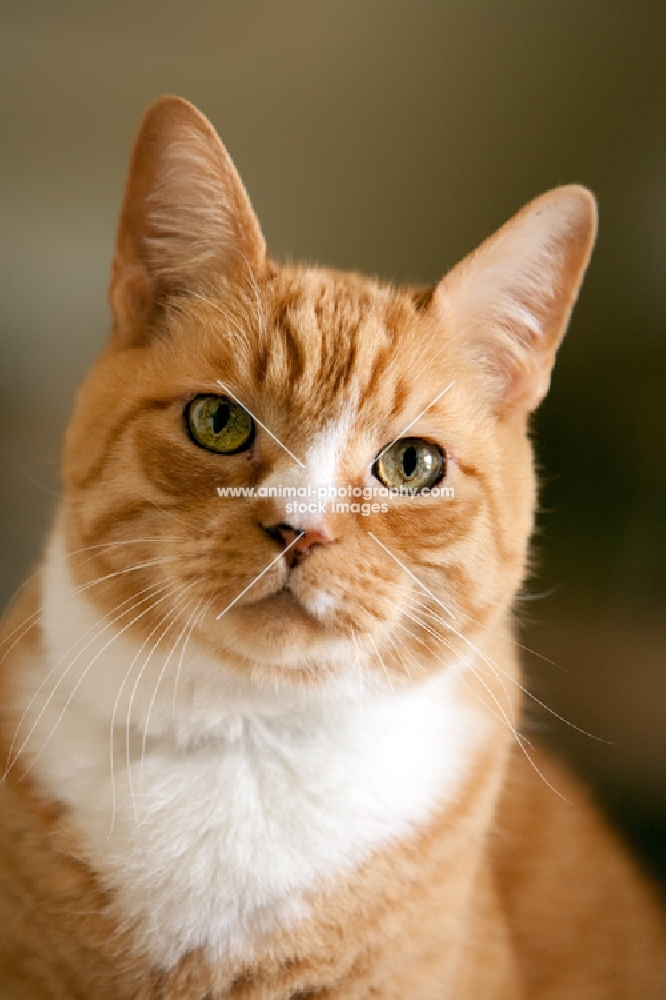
[402,445,418,478]
[213,402,231,434]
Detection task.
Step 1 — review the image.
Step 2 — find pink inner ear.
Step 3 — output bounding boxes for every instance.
[109,96,266,337]
[432,185,597,415]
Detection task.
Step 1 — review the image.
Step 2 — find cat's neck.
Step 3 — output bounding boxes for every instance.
[8,524,511,967]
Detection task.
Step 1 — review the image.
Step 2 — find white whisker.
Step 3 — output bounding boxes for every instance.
[412,598,611,744]
[12,585,184,787]
[385,597,567,800]
[3,580,170,777]
[139,595,205,782]
[0,537,187,637]
[367,632,396,696]
[0,555,188,673]
[349,628,365,714]
[124,583,197,825]
[171,598,212,721]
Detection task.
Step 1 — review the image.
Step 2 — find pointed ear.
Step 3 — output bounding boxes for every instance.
[433,186,597,413]
[109,95,266,340]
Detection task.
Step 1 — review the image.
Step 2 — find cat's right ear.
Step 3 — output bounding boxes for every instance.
[109,95,266,343]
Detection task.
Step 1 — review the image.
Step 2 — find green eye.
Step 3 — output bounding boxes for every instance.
[186,395,255,454]
[373,437,445,492]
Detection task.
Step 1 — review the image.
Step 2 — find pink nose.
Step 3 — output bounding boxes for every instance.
[264,523,333,567]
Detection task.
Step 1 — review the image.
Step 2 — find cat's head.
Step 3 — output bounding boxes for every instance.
[60,96,596,694]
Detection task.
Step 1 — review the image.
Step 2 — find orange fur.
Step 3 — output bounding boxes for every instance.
[0,96,664,998]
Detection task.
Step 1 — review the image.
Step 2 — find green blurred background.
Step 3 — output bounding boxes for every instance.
[1,2,665,880]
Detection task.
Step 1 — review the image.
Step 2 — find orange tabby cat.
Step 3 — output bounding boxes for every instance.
[0,95,664,999]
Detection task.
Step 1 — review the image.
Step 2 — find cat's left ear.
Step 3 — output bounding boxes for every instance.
[432,186,597,413]
[109,95,266,341]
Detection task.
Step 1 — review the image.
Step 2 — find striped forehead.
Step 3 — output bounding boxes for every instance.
[248,273,429,474]
[261,271,399,398]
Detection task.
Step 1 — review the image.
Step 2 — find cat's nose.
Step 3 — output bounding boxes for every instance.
[263,522,334,568]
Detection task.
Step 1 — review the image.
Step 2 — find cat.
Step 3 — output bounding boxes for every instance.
[0,94,664,999]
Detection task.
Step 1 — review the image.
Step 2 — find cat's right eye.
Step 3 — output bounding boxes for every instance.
[186,395,255,454]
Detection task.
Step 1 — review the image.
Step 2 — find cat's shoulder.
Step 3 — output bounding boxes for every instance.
[492,744,666,993]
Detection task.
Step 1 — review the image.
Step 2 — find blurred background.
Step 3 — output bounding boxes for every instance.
[1,2,664,882]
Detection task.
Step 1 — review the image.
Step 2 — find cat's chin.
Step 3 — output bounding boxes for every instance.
[208,586,346,667]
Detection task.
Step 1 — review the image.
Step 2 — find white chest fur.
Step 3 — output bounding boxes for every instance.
[14,532,485,968]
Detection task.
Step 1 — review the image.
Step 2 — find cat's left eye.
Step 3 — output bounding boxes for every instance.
[373,437,445,492]
[186,395,255,454]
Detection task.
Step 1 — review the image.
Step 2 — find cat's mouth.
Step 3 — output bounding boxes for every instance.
[210,582,338,665]
[233,581,336,637]
[248,584,323,620]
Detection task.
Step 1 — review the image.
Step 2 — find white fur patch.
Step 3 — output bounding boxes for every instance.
[258,415,353,528]
[13,529,486,969]
[302,589,339,617]
[257,416,353,617]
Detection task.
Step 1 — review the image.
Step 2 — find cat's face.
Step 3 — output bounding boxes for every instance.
[59,97,596,691]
